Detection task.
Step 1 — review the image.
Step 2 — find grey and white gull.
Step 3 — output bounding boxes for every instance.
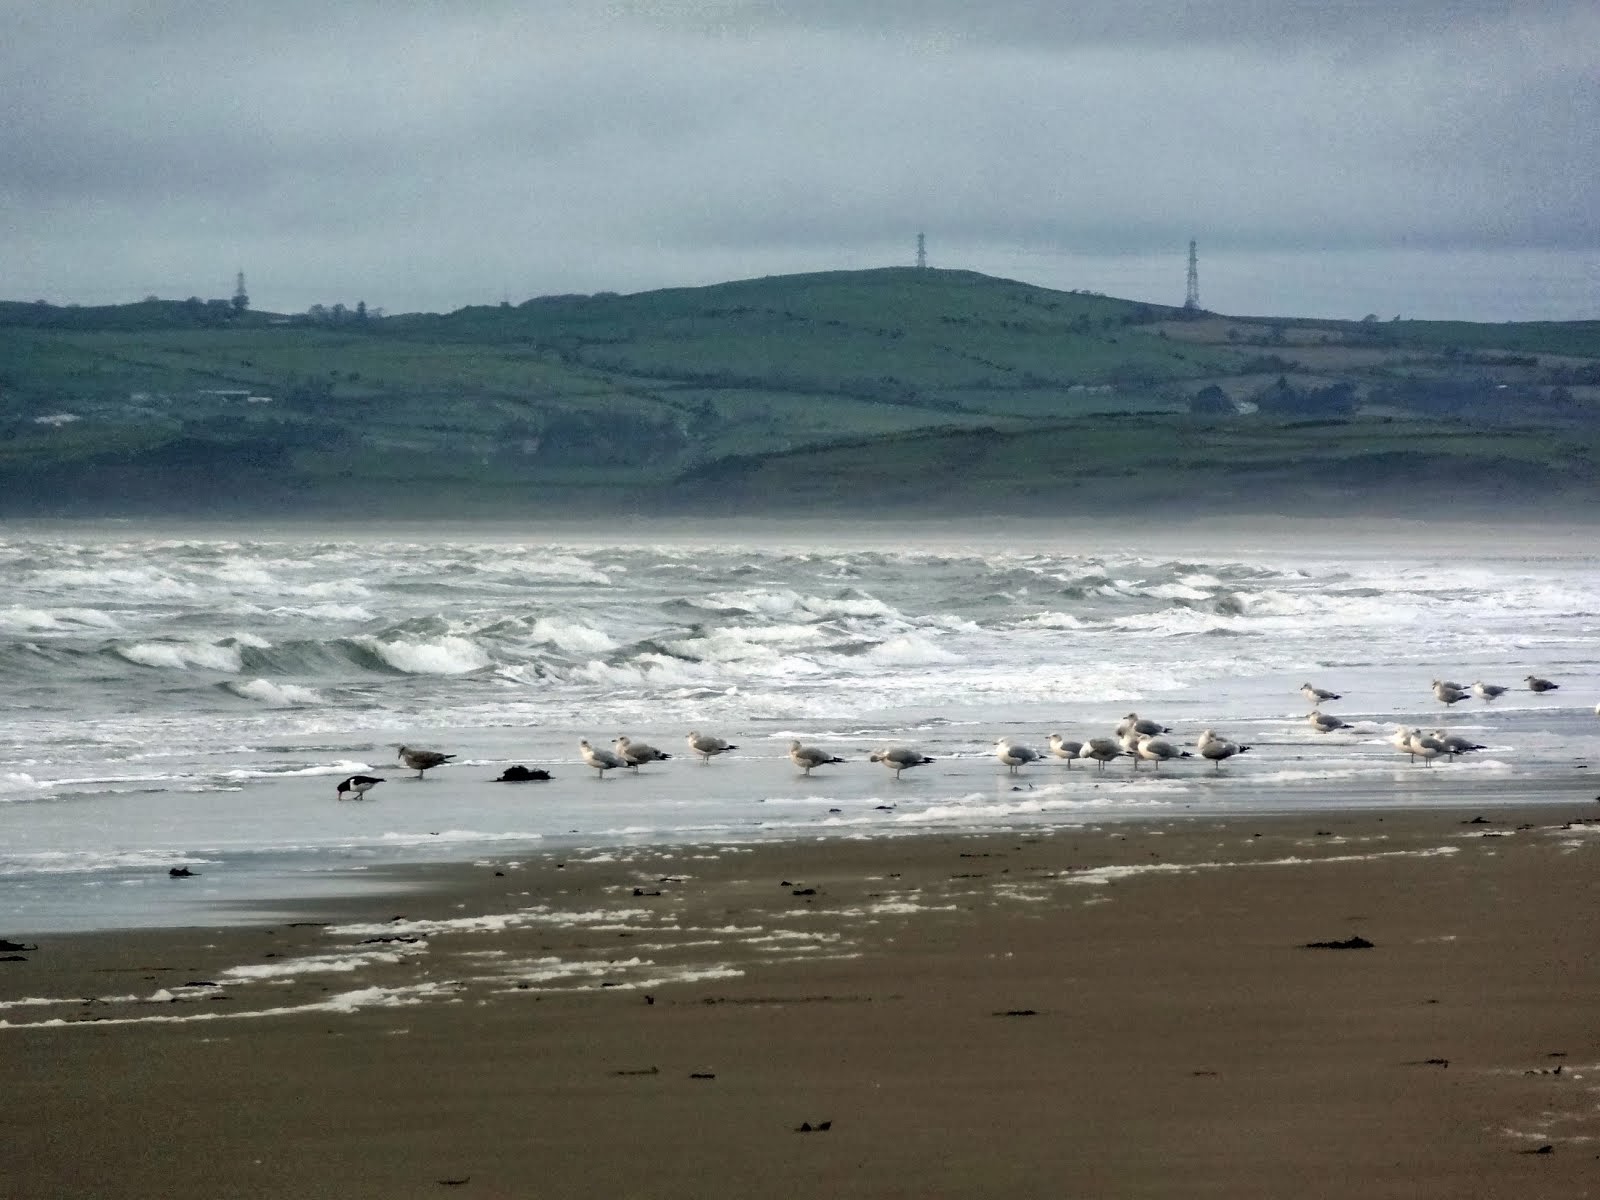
[1196,729,1248,770]
[788,740,845,775]
[994,737,1043,774]
[1405,728,1445,766]
[1434,730,1487,760]
[1046,734,1083,766]
[1300,682,1341,704]
[579,738,626,779]
[613,735,671,771]
[1080,737,1125,771]
[397,744,455,779]
[1135,734,1191,770]
[686,731,737,763]
[1116,712,1170,739]
[869,746,934,779]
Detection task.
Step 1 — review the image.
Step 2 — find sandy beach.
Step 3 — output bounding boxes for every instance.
[5,804,1600,1199]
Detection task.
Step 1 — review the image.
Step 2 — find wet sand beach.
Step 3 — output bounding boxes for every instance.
[5,804,1600,1199]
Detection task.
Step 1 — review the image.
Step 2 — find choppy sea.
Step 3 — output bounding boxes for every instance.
[3,518,1597,933]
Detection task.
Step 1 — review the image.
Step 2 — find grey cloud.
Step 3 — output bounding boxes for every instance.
[2,1,1596,318]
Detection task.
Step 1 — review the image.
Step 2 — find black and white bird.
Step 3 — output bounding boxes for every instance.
[1300,682,1341,704]
[994,737,1042,774]
[579,739,626,778]
[788,740,845,775]
[336,774,384,800]
[686,731,737,763]
[1196,729,1248,771]
[1472,681,1509,703]
[397,745,455,778]
[1525,675,1560,693]
[1432,680,1472,706]
[613,736,671,771]
[869,746,933,779]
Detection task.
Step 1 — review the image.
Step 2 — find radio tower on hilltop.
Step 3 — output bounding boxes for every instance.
[916,232,927,269]
[1183,240,1200,311]
[232,270,249,314]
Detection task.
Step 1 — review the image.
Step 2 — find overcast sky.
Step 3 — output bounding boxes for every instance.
[5,1,1597,320]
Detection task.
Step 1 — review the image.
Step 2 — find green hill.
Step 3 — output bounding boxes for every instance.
[2,268,1597,517]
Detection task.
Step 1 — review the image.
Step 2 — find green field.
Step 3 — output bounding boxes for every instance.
[2,268,1597,517]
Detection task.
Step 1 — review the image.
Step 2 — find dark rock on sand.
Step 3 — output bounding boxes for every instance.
[493,765,552,782]
[1304,935,1375,949]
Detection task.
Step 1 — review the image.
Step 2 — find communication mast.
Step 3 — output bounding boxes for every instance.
[1183,240,1200,311]
[916,232,927,269]
[232,270,249,313]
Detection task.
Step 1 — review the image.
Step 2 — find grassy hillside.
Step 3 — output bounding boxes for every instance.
[2,268,1597,517]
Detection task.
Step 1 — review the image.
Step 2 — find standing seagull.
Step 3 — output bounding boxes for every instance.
[613,736,671,772]
[686,731,737,763]
[1046,734,1083,766]
[1406,728,1445,766]
[1196,729,1248,771]
[1300,682,1342,704]
[1116,712,1170,739]
[788,740,845,776]
[1080,737,1124,771]
[870,746,933,779]
[1431,681,1472,706]
[1308,710,1353,734]
[994,737,1042,775]
[397,745,455,779]
[579,739,625,779]
[1472,681,1509,703]
[1391,725,1417,762]
[336,774,384,800]
[1135,734,1191,770]
[1434,730,1487,760]
[1525,675,1560,693]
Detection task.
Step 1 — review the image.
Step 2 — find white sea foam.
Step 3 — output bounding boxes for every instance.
[0,772,43,796]
[360,634,490,674]
[1018,612,1086,629]
[0,606,121,634]
[116,640,245,671]
[864,634,959,665]
[222,948,423,979]
[527,617,616,654]
[0,983,456,1030]
[219,760,372,781]
[275,602,373,621]
[226,679,325,706]
[25,566,200,599]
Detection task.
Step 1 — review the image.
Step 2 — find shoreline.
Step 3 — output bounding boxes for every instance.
[12,764,1600,938]
[6,802,1600,1197]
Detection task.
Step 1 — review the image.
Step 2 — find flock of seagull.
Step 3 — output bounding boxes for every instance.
[1306,676,1566,767]
[332,674,1579,799]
